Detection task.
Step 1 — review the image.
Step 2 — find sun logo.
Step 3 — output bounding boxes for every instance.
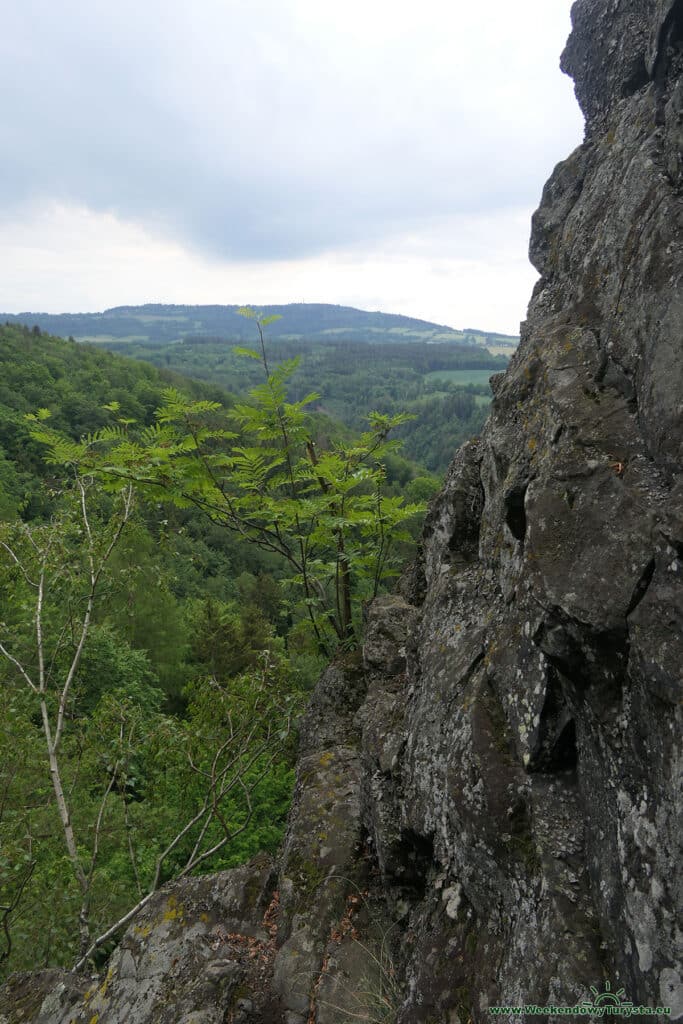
[584,981,634,1011]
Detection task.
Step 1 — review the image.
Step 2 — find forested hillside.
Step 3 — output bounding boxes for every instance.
[3,305,511,472]
[2,302,519,350]
[0,320,439,975]
[0,324,300,972]
[2,312,508,474]
[126,336,504,473]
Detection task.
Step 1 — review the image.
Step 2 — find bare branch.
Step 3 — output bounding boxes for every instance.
[44,616,72,688]
[73,787,213,971]
[123,798,142,899]
[53,482,134,752]
[0,641,37,693]
[86,768,118,890]
[0,539,38,589]
[36,558,47,694]
[72,888,157,972]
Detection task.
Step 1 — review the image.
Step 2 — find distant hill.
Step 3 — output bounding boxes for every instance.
[2,303,519,349]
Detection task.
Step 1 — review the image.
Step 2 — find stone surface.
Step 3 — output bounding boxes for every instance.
[1,0,681,1021]
[0,859,281,1024]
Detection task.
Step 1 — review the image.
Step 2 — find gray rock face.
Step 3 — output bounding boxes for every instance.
[0,859,281,1024]
[1,1,681,1021]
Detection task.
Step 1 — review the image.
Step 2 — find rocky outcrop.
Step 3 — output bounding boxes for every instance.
[0,860,281,1024]
[1,0,681,1021]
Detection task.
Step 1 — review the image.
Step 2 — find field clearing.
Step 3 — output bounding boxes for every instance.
[425,369,496,386]
[484,343,517,357]
[79,334,150,344]
[137,314,191,323]
[312,326,471,343]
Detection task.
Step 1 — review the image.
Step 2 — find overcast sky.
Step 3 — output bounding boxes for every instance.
[0,0,583,334]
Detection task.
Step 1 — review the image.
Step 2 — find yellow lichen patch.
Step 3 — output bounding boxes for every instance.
[163,895,185,923]
[527,437,537,452]
[89,1015,99,1024]
[200,912,209,923]
[318,751,334,768]
[98,966,114,999]
[133,922,152,938]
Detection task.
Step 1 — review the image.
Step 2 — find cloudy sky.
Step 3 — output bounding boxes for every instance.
[1,0,583,334]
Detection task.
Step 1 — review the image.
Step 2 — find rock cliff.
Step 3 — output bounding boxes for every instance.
[1,0,681,1021]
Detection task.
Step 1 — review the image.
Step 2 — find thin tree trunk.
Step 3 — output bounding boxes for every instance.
[337,539,354,643]
[40,700,90,953]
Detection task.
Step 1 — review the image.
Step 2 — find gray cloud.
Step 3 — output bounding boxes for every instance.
[1,0,582,261]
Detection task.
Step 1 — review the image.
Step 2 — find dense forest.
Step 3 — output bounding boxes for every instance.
[3,305,511,473]
[0,319,447,976]
[197,337,506,472]
[2,299,509,471]
[247,339,505,472]
[58,334,507,474]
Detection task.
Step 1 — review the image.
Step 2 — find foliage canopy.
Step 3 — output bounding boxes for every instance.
[30,310,425,652]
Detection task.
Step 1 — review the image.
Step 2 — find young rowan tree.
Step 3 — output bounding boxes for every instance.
[29,310,424,655]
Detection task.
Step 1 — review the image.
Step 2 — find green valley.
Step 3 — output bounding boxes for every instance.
[3,304,512,474]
